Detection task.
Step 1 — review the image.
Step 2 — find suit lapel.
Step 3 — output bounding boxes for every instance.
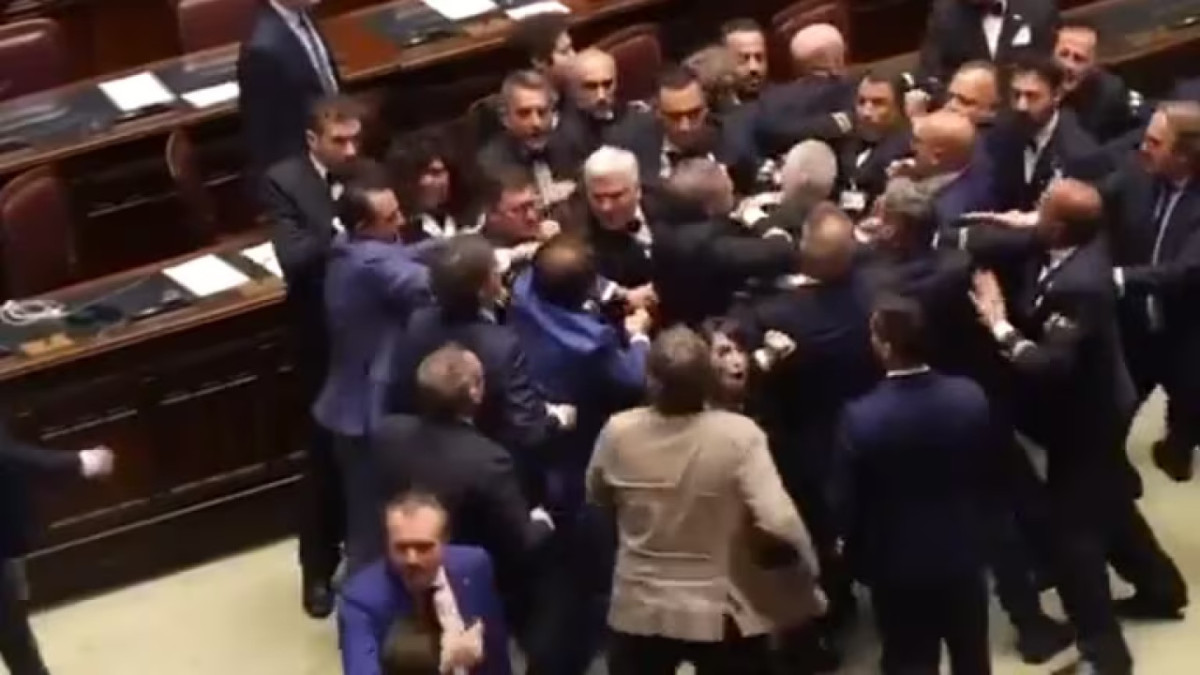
[442,551,479,624]
[297,159,336,237]
[1157,183,1200,262]
[953,4,992,62]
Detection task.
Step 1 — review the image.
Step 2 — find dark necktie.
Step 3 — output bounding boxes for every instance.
[984,1,1005,17]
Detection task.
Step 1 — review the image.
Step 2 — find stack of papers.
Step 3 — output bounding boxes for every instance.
[181,82,240,109]
[163,255,251,298]
[240,242,284,278]
[420,0,497,20]
[506,1,571,20]
[98,72,176,113]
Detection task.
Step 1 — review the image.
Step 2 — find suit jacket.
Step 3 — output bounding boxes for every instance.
[260,153,338,388]
[994,236,1140,507]
[237,2,342,174]
[736,279,879,480]
[834,129,912,216]
[607,111,758,194]
[556,101,647,168]
[557,186,678,291]
[1066,68,1140,144]
[475,131,578,185]
[1171,77,1200,102]
[313,235,432,438]
[927,156,997,235]
[587,407,821,641]
[917,0,1059,82]
[838,371,989,586]
[508,271,646,512]
[338,547,511,675]
[988,110,1112,211]
[0,424,80,559]
[1107,165,1200,375]
[753,75,857,159]
[385,307,559,460]
[367,416,550,579]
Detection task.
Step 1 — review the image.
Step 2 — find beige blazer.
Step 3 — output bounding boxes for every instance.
[586,407,822,643]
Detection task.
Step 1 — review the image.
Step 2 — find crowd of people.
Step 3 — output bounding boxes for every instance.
[4,1,1200,674]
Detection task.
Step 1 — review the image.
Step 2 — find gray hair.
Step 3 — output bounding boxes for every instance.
[781,140,838,201]
[583,145,640,184]
[879,177,936,229]
[500,69,557,110]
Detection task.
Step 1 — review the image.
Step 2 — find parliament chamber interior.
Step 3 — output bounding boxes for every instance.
[1,0,1199,673]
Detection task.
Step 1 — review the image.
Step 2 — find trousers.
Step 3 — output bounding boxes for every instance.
[0,560,48,675]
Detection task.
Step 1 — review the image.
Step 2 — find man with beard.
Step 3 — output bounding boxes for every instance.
[988,55,1112,212]
[720,19,771,105]
[834,73,911,219]
[558,49,651,165]
[477,71,578,207]
[260,95,364,618]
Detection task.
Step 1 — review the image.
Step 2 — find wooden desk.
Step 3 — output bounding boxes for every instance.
[0,0,671,179]
[0,235,294,605]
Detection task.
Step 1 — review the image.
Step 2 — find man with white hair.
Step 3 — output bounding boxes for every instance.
[754,23,857,158]
[743,140,840,237]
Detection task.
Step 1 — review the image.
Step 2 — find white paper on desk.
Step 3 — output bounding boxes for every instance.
[98,72,177,113]
[181,82,239,108]
[163,254,251,298]
[240,242,284,279]
[506,1,571,20]
[420,0,497,20]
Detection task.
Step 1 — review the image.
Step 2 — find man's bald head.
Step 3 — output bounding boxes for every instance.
[1038,179,1103,246]
[789,24,846,76]
[945,62,1000,126]
[800,202,856,280]
[570,48,618,119]
[912,110,977,173]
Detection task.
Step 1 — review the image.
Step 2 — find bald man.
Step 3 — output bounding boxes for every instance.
[896,110,994,234]
[944,61,1002,128]
[970,178,1184,675]
[558,49,650,165]
[736,202,878,666]
[754,24,856,159]
[917,0,1059,82]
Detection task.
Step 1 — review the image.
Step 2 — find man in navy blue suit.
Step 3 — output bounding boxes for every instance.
[893,110,995,236]
[313,172,432,572]
[339,492,510,675]
[238,0,342,176]
[837,294,992,675]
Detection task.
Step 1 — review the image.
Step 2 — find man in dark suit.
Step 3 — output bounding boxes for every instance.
[259,94,363,618]
[754,23,856,160]
[384,235,574,491]
[720,18,771,105]
[837,295,992,675]
[476,71,579,208]
[918,0,1060,84]
[941,61,1003,130]
[736,203,879,665]
[368,346,552,585]
[1109,102,1200,495]
[1,427,112,675]
[833,73,911,219]
[970,179,1183,675]
[863,178,1075,663]
[237,0,342,176]
[313,173,432,573]
[988,56,1112,212]
[1054,20,1144,144]
[339,493,511,675]
[608,66,757,193]
[558,49,651,167]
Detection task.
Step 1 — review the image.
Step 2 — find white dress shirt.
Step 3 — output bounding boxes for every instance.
[981,0,1007,57]
[429,568,473,675]
[1024,111,1059,184]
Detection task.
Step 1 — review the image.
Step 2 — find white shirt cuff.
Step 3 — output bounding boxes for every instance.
[78,449,106,478]
[991,320,1017,344]
[630,333,650,345]
[1113,267,1125,295]
[599,280,620,304]
[753,348,774,372]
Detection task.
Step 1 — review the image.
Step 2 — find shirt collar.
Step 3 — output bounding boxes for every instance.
[309,154,329,182]
[1031,111,1060,155]
[269,0,305,27]
[886,365,931,378]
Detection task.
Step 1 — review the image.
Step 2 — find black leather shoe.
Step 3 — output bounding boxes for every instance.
[1152,439,1194,482]
[1016,616,1074,664]
[1114,593,1186,621]
[303,580,335,619]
